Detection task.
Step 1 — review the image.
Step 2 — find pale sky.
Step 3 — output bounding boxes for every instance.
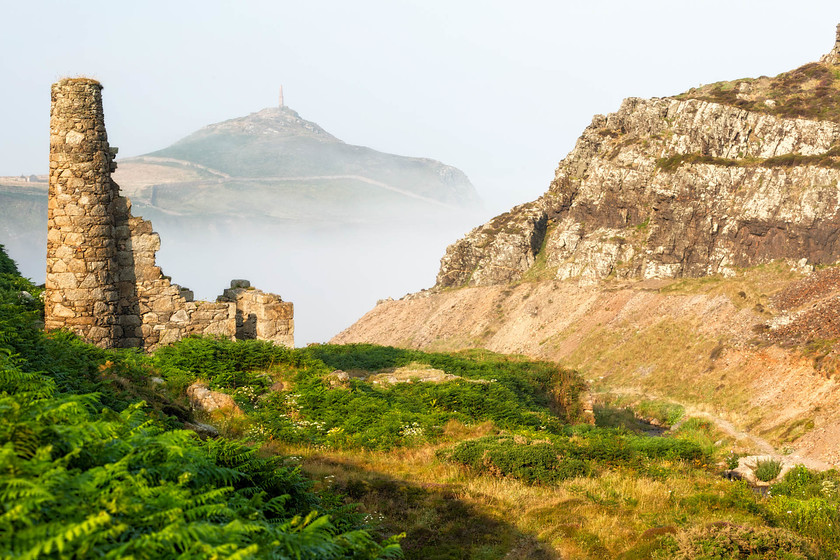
[4,1,840,344]
[3,1,839,213]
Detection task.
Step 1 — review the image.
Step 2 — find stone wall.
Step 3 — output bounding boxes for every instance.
[46,78,294,351]
[220,280,294,347]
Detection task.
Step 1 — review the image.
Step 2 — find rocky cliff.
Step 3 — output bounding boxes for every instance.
[335,32,840,466]
[438,68,840,289]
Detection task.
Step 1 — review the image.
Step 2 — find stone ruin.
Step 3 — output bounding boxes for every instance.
[822,23,840,65]
[45,78,293,351]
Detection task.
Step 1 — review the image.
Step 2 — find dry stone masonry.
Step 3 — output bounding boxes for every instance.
[46,78,293,351]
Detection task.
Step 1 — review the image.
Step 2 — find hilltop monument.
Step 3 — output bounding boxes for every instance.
[46,78,294,351]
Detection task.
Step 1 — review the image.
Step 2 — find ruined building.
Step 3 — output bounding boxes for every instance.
[45,78,293,351]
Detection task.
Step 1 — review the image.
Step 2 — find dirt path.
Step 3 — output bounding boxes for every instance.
[671,408,775,455]
[600,386,775,453]
[600,386,837,472]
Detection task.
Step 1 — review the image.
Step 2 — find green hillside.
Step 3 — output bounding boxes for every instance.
[143,106,479,208]
[0,246,401,559]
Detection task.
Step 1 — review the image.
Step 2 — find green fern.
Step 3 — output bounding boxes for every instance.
[0,258,402,560]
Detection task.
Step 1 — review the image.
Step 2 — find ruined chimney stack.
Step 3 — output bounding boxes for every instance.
[45,79,294,351]
[46,78,121,347]
[279,85,284,108]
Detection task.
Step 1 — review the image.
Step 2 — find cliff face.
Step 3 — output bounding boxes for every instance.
[439,92,840,289]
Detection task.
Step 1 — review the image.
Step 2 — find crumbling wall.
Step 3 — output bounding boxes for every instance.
[45,78,294,351]
[220,280,294,347]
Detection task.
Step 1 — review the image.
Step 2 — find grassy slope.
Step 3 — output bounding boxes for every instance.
[0,249,400,559]
[679,62,840,123]
[153,340,840,559]
[2,241,839,558]
[343,261,835,456]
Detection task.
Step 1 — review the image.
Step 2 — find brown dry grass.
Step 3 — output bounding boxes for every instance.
[264,429,766,560]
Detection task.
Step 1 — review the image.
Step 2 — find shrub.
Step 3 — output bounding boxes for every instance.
[154,336,307,389]
[755,458,783,482]
[446,436,579,484]
[654,523,818,559]
[627,437,706,462]
[444,430,706,484]
[0,244,18,275]
[766,466,840,550]
[636,400,684,426]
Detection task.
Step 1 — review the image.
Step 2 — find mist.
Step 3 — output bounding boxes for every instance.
[5,205,487,346]
[155,216,484,345]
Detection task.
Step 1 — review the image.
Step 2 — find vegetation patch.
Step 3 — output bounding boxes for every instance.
[766,465,840,551]
[0,248,401,559]
[658,260,800,311]
[636,399,685,427]
[655,148,840,173]
[654,523,818,560]
[655,153,747,173]
[521,221,558,282]
[679,61,840,123]
[754,458,783,482]
[154,341,589,450]
[440,429,707,486]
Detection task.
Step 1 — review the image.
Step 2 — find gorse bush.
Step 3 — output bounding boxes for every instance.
[0,246,402,559]
[442,431,707,485]
[443,435,590,484]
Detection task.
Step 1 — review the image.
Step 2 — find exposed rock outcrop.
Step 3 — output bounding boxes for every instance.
[186,382,243,416]
[436,202,547,287]
[435,28,840,290]
[438,94,840,289]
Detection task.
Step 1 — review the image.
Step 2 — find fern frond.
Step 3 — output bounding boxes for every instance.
[20,510,111,560]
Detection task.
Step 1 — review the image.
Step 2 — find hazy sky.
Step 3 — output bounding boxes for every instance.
[3,1,839,213]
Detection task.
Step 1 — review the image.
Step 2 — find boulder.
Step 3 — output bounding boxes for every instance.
[186,382,242,416]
